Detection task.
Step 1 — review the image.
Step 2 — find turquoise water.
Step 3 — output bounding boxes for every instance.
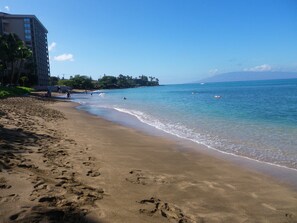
[71,79,297,170]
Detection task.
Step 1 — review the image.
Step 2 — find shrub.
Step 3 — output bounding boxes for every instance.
[0,86,32,98]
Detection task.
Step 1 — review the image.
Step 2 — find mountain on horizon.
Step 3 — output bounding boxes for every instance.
[199,71,297,83]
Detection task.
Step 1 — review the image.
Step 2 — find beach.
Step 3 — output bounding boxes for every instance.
[1,96,297,223]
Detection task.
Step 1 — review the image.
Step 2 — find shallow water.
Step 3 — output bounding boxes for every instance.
[71,78,297,171]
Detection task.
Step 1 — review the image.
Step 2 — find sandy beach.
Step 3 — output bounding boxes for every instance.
[1,96,297,223]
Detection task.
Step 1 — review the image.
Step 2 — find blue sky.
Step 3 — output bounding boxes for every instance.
[1,0,297,84]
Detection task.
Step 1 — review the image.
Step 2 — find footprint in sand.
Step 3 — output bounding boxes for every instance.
[83,161,92,167]
[70,185,104,204]
[126,170,170,185]
[88,157,96,161]
[54,176,72,187]
[0,177,12,189]
[9,210,27,221]
[139,197,195,222]
[0,193,20,203]
[126,170,148,185]
[33,180,47,190]
[38,195,60,204]
[285,212,297,222]
[86,170,101,177]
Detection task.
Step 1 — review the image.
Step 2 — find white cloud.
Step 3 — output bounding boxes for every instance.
[4,6,10,11]
[244,64,272,72]
[54,54,74,62]
[48,42,56,52]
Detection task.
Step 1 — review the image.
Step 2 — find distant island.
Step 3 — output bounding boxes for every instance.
[199,71,297,83]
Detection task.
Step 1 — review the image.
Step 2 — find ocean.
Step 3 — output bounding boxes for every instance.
[70,78,297,171]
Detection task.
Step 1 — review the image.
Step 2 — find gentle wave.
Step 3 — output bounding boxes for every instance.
[112,106,297,172]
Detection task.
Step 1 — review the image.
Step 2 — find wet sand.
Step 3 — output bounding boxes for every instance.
[0,96,297,222]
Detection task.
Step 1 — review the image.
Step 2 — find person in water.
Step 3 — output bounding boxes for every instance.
[67,91,70,98]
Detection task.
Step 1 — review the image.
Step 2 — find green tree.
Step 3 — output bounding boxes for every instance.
[70,75,93,89]
[5,34,24,84]
[98,75,118,89]
[0,34,32,85]
[20,76,29,86]
[15,44,32,85]
[57,75,94,89]
[50,76,60,86]
[97,74,159,89]
[117,74,130,88]
[58,79,73,87]
[24,59,37,86]
[0,35,8,85]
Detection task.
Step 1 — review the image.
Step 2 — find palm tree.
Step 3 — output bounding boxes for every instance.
[0,35,8,85]
[0,35,7,58]
[5,34,23,84]
[15,45,32,85]
[1,33,30,85]
[20,76,29,86]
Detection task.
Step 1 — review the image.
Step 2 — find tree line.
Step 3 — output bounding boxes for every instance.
[52,74,159,90]
[0,33,34,86]
[97,74,159,89]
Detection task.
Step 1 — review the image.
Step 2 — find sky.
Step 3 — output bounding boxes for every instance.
[0,0,297,84]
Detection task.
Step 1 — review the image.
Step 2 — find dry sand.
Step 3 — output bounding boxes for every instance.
[0,96,297,223]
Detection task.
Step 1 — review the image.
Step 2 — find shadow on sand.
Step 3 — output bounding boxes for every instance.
[0,127,103,223]
[10,205,103,223]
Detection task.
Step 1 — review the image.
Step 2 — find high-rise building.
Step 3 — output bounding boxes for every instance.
[0,12,50,86]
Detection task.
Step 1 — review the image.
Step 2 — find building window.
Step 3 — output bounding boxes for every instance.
[24,18,30,23]
[25,34,31,41]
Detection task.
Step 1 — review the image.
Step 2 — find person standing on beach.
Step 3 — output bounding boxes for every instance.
[67,91,70,99]
[47,87,52,97]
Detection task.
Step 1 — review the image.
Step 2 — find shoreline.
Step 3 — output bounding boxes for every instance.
[76,101,297,188]
[1,96,297,222]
